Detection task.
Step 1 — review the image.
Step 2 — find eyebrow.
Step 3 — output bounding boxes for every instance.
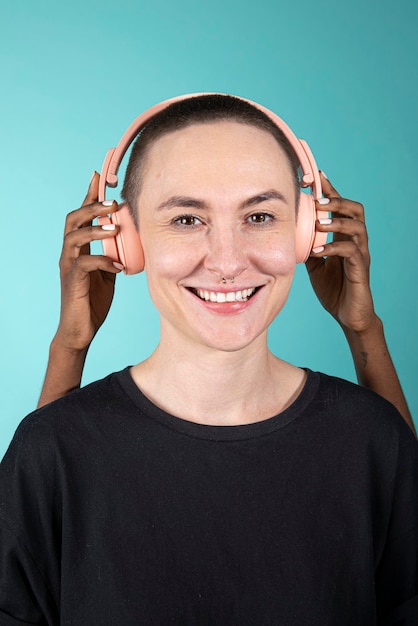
[242,190,287,208]
[156,190,288,212]
[157,196,207,211]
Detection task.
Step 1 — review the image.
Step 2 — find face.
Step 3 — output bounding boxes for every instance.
[136,120,297,353]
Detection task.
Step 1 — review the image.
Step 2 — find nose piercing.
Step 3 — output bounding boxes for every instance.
[221,276,235,284]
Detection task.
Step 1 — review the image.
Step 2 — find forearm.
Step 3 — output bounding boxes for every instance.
[342,315,416,435]
[37,338,88,408]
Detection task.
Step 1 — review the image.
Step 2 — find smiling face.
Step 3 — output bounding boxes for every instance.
[136,120,297,353]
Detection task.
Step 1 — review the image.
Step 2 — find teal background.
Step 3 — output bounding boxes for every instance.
[1,0,417,458]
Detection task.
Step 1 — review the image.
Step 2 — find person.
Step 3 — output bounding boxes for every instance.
[36,174,416,428]
[36,144,414,433]
[0,94,417,624]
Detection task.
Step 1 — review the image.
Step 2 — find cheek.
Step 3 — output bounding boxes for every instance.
[142,234,201,281]
[255,233,297,277]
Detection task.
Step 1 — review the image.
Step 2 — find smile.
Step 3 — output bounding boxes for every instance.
[191,287,258,303]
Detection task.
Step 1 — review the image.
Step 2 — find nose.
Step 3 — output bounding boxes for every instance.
[204,225,249,281]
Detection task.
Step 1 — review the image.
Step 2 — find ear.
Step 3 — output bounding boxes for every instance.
[102,203,145,274]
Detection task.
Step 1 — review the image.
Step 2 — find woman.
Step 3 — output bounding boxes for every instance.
[38,100,413,432]
[1,94,416,623]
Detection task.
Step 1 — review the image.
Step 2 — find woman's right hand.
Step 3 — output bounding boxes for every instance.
[54,171,123,354]
[38,172,124,408]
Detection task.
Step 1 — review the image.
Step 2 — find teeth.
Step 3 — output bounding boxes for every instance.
[195,288,256,303]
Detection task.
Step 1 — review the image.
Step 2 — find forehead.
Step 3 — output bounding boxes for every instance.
[139,120,295,195]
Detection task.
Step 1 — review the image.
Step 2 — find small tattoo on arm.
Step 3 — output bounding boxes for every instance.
[361,351,368,367]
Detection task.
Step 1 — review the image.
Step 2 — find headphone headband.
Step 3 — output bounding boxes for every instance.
[98,93,322,203]
[98,93,327,271]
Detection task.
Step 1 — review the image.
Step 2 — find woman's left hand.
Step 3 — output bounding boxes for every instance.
[306,173,376,333]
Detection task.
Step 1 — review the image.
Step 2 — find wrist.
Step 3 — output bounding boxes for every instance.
[50,334,89,362]
[340,313,384,344]
[37,334,89,409]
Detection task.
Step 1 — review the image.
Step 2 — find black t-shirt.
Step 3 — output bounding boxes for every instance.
[0,368,417,625]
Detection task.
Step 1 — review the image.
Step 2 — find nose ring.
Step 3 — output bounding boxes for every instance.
[221,276,235,284]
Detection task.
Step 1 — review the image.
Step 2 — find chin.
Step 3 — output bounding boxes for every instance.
[192,323,269,354]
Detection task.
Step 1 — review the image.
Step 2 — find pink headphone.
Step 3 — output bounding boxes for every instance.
[98,93,328,274]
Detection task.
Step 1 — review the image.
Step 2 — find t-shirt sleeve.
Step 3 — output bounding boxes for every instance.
[0,415,59,624]
[375,419,418,625]
[0,523,54,625]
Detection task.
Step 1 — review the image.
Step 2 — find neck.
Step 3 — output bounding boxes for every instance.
[130,331,305,426]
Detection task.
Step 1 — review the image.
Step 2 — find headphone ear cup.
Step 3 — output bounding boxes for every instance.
[100,203,145,275]
[295,193,328,263]
[295,193,315,263]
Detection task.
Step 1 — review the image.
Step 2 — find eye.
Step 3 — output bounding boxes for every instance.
[172,214,203,228]
[247,212,275,225]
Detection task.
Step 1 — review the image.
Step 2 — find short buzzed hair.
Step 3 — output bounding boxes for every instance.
[121,94,301,223]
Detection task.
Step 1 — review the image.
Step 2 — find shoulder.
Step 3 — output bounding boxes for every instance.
[0,369,140,529]
[304,372,418,513]
[304,370,417,451]
[2,369,134,464]
[314,371,407,424]
[37,366,131,416]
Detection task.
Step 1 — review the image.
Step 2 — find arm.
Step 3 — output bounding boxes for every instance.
[37,173,123,407]
[39,174,415,435]
[306,173,415,434]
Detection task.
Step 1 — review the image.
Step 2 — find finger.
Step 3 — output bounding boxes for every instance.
[319,172,341,199]
[60,223,119,270]
[319,172,365,222]
[82,171,100,206]
[68,253,123,276]
[64,200,118,237]
[316,216,369,260]
[64,223,119,254]
[310,239,370,277]
[61,252,123,281]
[316,196,365,222]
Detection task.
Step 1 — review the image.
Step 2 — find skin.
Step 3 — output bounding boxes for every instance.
[307,178,414,433]
[129,122,305,423]
[138,123,297,352]
[37,121,415,434]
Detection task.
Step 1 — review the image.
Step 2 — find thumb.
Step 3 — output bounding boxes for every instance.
[82,171,100,206]
[305,255,323,278]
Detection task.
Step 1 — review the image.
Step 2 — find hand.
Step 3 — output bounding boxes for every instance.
[55,172,123,354]
[306,173,376,333]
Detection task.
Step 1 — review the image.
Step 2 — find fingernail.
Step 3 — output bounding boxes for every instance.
[102,224,116,231]
[320,171,329,180]
[102,200,115,207]
[319,218,332,225]
[317,197,330,205]
[113,262,124,270]
[312,246,325,254]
